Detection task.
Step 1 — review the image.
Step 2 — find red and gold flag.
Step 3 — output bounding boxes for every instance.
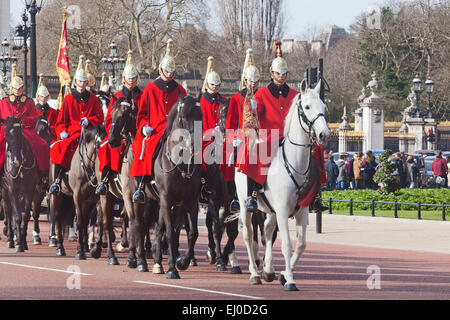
[55,7,70,110]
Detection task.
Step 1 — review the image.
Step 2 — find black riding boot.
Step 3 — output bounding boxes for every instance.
[227,181,240,213]
[49,165,65,195]
[132,176,147,204]
[246,177,260,213]
[199,173,213,205]
[95,166,111,196]
[312,196,328,212]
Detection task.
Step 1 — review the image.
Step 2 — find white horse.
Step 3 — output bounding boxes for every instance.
[235,80,330,291]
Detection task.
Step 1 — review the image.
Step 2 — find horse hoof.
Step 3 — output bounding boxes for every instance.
[56,248,66,256]
[206,251,216,264]
[284,283,299,291]
[90,246,102,259]
[32,236,42,245]
[126,258,137,269]
[75,252,87,260]
[116,242,128,253]
[68,236,77,242]
[6,241,15,249]
[230,266,242,274]
[48,238,57,247]
[262,271,277,283]
[279,274,287,287]
[176,256,190,271]
[24,243,28,251]
[190,258,198,267]
[137,264,149,273]
[152,264,164,274]
[15,245,24,253]
[250,276,262,285]
[166,270,180,279]
[108,257,120,265]
[216,263,227,272]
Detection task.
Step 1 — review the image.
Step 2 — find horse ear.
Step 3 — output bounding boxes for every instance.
[300,79,308,95]
[314,80,322,95]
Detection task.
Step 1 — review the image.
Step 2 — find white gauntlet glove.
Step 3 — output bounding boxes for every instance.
[81,117,89,127]
[232,138,243,148]
[142,125,154,137]
[60,131,69,140]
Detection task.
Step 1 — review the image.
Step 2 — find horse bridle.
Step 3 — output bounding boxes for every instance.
[161,101,197,179]
[4,123,36,180]
[79,126,102,188]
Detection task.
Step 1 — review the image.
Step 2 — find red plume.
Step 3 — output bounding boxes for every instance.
[274,41,283,58]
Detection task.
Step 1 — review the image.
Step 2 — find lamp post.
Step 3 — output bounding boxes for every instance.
[101,41,125,92]
[412,75,422,118]
[23,0,45,97]
[14,10,31,96]
[424,78,434,119]
[0,38,18,90]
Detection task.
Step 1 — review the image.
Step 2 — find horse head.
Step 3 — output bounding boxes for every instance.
[0,115,25,168]
[108,93,135,148]
[294,79,330,146]
[35,114,52,145]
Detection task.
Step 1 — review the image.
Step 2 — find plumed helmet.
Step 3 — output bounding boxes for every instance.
[202,56,221,92]
[270,41,288,75]
[74,55,88,83]
[85,59,96,87]
[159,39,176,73]
[10,64,24,91]
[36,74,50,98]
[100,72,110,92]
[123,50,139,81]
[240,48,260,90]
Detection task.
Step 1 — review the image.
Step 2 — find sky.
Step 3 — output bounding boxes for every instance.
[10,0,402,39]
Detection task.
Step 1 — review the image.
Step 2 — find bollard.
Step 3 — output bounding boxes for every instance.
[371,199,375,217]
[316,210,322,234]
[442,203,446,221]
[349,198,353,216]
[394,200,398,218]
[329,198,332,215]
[417,202,421,220]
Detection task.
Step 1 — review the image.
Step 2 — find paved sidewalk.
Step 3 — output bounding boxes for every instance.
[302,213,450,255]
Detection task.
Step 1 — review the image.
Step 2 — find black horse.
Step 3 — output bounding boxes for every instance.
[129,95,203,279]
[0,115,40,252]
[202,100,242,273]
[49,124,106,259]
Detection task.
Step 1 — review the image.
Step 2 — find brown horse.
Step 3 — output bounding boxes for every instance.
[49,124,106,259]
[129,95,203,278]
[0,115,40,252]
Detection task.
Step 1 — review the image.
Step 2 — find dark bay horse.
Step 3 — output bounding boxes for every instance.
[129,95,203,279]
[0,115,40,251]
[49,124,106,259]
[202,100,241,273]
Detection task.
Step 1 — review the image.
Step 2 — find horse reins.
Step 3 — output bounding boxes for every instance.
[4,123,36,180]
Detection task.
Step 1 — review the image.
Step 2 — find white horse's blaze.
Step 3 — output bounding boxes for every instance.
[235,81,330,290]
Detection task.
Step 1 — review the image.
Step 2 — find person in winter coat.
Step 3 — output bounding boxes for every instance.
[336,154,349,190]
[325,155,339,190]
[432,150,448,188]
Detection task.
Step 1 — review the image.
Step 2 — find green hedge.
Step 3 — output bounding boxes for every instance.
[322,189,450,211]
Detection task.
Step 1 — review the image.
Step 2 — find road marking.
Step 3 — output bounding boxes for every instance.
[134,280,264,300]
[0,262,92,276]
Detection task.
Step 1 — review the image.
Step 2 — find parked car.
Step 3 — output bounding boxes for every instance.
[413,150,436,157]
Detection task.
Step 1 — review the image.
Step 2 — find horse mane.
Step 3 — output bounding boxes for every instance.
[283,93,301,138]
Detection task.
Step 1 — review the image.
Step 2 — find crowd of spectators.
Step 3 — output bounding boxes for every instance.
[323,150,449,190]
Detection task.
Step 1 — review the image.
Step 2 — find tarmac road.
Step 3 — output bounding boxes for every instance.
[0,212,449,302]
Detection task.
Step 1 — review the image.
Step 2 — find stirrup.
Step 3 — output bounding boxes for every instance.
[49,181,61,195]
[246,192,258,212]
[229,198,240,213]
[95,181,108,196]
[133,189,146,204]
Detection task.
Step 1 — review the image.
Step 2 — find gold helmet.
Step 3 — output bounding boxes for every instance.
[270,41,288,75]
[202,56,221,92]
[73,55,88,86]
[122,50,139,81]
[100,72,110,92]
[159,39,176,73]
[36,73,50,98]
[240,48,260,90]
[10,64,24,92]
[85,59,97,87]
